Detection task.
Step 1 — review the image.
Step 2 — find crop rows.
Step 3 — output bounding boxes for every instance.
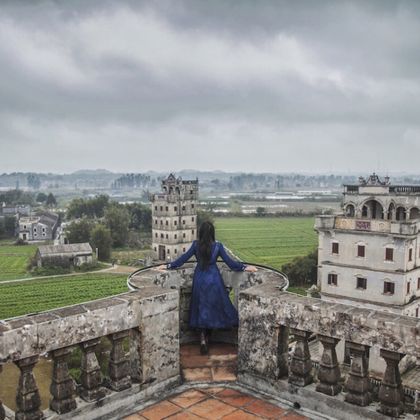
[215,217,317,270]
[0,273,128,319]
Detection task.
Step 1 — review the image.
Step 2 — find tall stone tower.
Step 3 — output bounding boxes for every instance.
[315,173,420,318]
[150,174,198,261]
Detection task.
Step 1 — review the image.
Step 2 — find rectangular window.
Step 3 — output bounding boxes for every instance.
[409,248,413,262]
[417,278,420,289]
[183,233,186,238]
[383,281,395,295]
[327,273,338,286]
[416,308,419,317]
[192,230,195,235]
[155,233,158,238]
[165,220,169,225]
[166,234,168,239]
[356,277,367,289]
[155,220,157,224]
[183,247,186,252]
[160,206,163,211]
[154,206,157,211]
[167,249,170,254]
[183,220,185,225]
[192,217,195,222]
[182,206,186,211]
[192,204,195,209]
[174,249,177,254]
[332,242,339,254]
[160,233,164,238]
[357,245,365,257]
[174,234,177,239]
[407,282,410,294]
[154,247,157,251]
[385,248,394,261]
[174,206,177,211]
[160,220,163,225]
[174,221,177,225]
[165,206,168,211]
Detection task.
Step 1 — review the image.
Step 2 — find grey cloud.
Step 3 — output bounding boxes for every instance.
[0,0,419,173]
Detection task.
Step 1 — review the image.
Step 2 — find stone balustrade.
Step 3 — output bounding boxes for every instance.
[238,282,420,419]
[128,263,288,343]
[0,287,180,420]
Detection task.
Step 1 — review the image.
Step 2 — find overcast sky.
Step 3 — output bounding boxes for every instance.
[0,0,419,174]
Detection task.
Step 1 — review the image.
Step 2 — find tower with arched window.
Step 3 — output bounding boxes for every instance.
[150,174,198,261]
[315,173,420,318]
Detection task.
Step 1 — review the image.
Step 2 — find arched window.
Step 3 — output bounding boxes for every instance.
[396,206,406,221]
[361,200,384,220]
[345,204,355,217]
[409,207,420,220]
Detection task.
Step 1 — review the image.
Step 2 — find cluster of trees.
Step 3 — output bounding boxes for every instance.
[282,249,318,287]
[111,173,153,189]
[0,189,57,207]
[0,216,16,239]
[27,174,41,189]
[65,196,152,260]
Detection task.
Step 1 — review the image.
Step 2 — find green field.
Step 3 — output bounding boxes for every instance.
[215,217,317,270]
[0,244,37,281]
[0,273,128,319]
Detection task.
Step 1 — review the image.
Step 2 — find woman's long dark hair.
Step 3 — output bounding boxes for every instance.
[198,221,215,269]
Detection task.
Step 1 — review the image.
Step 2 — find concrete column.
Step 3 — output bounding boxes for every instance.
[378,349,405,417]
[276,325,289,379]
[108,330,132,391]
[14,356,43,420]
[49,347,77,414]
[129,327,143,383]
[345,342,371,406]
[289,328,313,387]
[0,364,5,420]
[316,335,341,396]
[79,338,106,402]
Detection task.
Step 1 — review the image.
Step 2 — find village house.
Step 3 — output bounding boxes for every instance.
[35,243,93,268]
[18,211,59,241]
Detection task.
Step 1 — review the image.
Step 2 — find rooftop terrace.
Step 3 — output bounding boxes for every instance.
[0,265,419,419]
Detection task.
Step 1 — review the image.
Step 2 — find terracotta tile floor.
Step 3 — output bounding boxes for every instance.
[180,342,237,382]
[124,343,308,420]
[125,386,308,419]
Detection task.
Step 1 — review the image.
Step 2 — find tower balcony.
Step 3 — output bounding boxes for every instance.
[315,215,420,236]
[0,265,419,419]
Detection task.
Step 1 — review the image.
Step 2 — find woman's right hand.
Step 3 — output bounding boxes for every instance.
[154,264,168,272]
[244,265,258,272]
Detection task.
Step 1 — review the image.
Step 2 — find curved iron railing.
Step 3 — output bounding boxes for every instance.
[127,259,289,291]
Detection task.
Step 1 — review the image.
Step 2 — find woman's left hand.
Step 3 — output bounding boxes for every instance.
[244,265,258,272]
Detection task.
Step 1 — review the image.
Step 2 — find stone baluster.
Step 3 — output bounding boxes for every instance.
[79,338,106,402]
[378,349,405,417]
[288,328,313,387]
[316,335,341,396]
[344,342,371,406]
[108,330,131,391]
[276,325,289,379]
[49,347,77,414]
[14,356,43,420]
[0,364,5,420]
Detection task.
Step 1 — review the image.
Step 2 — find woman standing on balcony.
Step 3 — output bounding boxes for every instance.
[156,221,257,354]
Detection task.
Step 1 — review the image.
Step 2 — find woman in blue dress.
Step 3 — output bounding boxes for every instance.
[157,221,257,354]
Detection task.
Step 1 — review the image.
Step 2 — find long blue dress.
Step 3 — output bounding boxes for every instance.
[167,240,245,329]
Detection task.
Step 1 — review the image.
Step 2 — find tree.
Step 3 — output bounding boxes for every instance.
[197,209,214,227]
[256,207,266,217]
[282,249,318,287]
[46,193,57,208]
[90,224,112,261]
[104,204,130,247]
[127,203,152,231]
[27,174,41,190]
[65,218,93,244]
[36,192,48,203]
[67,195,109,219]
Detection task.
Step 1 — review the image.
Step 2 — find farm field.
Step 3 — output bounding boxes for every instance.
[0,273,128,319]
[0,243,37,281]
[215,217,317,270]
